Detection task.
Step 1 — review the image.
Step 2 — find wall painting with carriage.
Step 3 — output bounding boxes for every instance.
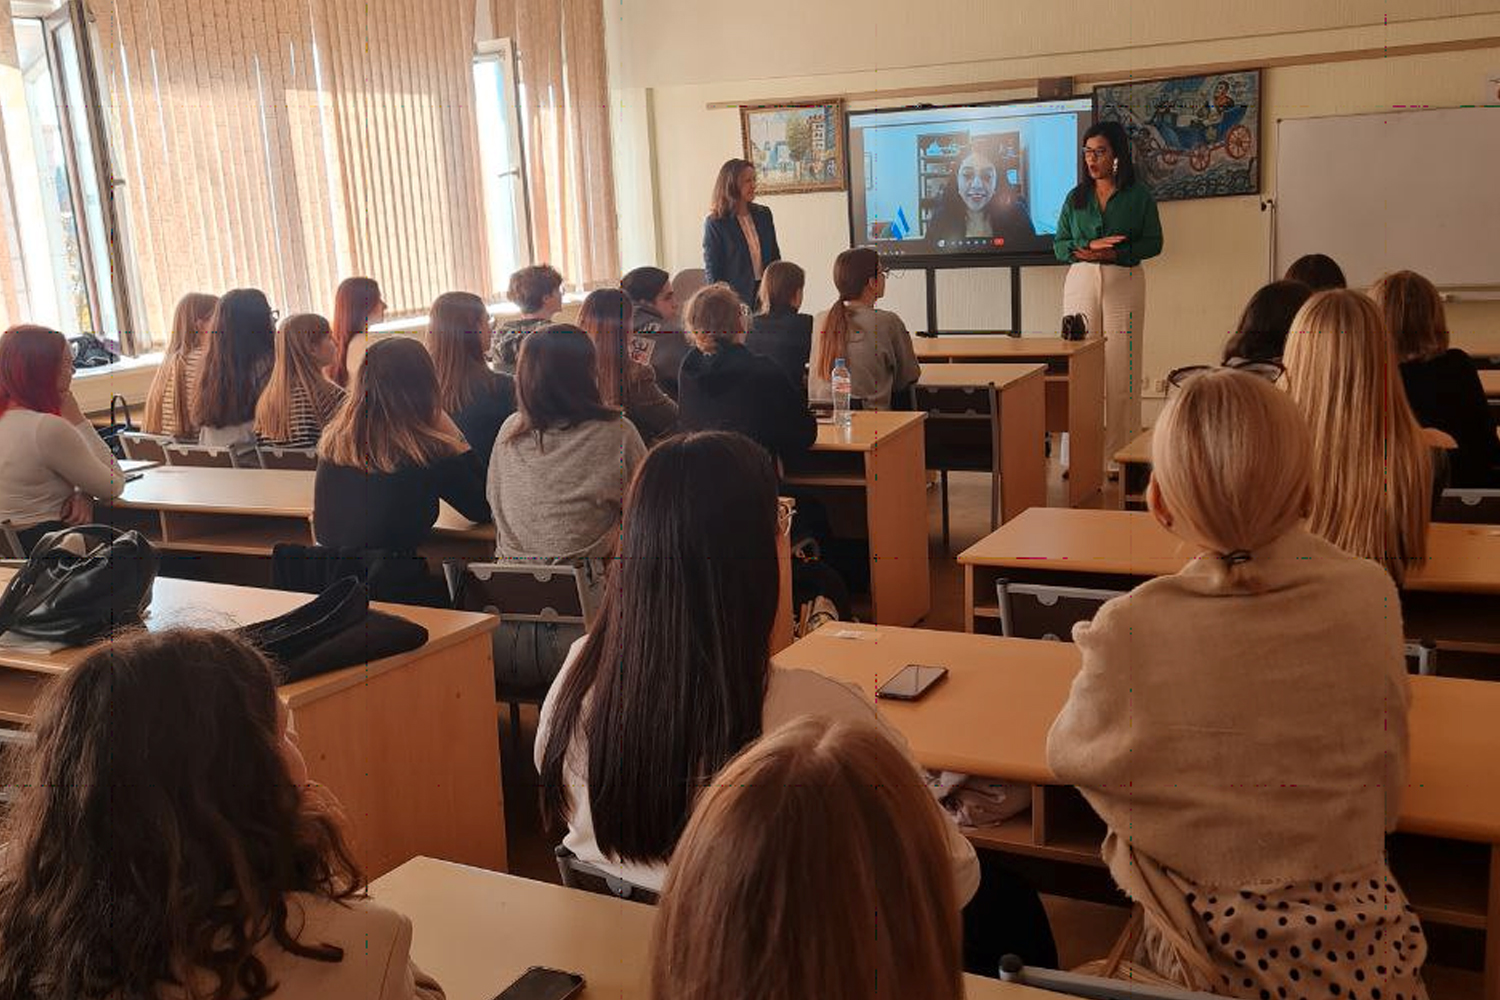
[1093,69,1261,201]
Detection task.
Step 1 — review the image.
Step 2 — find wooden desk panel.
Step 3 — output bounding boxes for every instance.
[914,336,1101,363]
[1482,370,1500,399]
[370,856,1058,1000]
[917,364,1047,522]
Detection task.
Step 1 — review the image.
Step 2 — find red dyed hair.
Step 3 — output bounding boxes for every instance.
[0,325,67,416]
[329,277,382,387]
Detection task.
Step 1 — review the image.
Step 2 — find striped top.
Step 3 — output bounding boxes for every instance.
[257,380,345,450]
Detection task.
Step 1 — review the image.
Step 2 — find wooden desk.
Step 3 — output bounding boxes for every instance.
[1112,427,1153,510]
[783,411,930,626]
[914,336,1106,506]
[1481,370,1500,399]
[916,363,1047,522]
[370,856,1056,1000]
[0,571,506,880]
[774,624,1500,997]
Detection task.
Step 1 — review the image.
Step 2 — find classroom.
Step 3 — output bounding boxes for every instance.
[0,1,1497,998]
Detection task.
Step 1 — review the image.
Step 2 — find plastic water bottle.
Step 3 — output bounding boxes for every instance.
[831,358,853,431]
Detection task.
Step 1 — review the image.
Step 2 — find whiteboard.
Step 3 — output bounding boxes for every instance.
[1274,107,1500,290]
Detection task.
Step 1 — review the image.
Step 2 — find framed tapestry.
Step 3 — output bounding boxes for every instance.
[1093,69,1261,201]
[739,99,847,195]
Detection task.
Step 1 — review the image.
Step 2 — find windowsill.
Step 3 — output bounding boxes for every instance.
[72,351,164,417]
[73,351,165,377]
[367,293,590,335]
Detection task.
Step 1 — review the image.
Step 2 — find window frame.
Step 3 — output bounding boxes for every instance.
[472,37,533,297]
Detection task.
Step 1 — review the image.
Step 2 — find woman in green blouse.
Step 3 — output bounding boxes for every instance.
[1054,121,1163,466]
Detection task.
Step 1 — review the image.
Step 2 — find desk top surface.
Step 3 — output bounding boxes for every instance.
[916,362,1047,389]
[0,570,495,709]
[958,507,1500,595]
[773,623,1500,843]
[914,335,1104,361]
[811,409,925,452]
[109,466,488,537]
[369,856,1056,1000]
[1480,369,1500,397]
[1114,427,1155,465]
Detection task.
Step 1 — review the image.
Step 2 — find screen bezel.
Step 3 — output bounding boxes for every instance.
[845,95,1094,270]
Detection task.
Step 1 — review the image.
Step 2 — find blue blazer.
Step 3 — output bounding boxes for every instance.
[702,203,781,306]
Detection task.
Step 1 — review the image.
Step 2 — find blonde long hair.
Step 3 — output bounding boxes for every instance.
[144,292,217,434]
[650,716,963,1000]
[318,336,465,473]
[683,283,745,354]
[1283,289,1431,583]
[254,314,341,445]
[1150,369,1312,591]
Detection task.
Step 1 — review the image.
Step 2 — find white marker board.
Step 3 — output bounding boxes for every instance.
[1274,107,1500,290]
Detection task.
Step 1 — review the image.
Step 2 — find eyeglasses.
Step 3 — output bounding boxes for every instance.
[1081,147,1111,160]
[1166,358,1286,389]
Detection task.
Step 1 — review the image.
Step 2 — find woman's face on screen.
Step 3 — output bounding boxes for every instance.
[957,153,998,212]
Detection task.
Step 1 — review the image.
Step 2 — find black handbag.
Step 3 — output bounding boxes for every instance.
[0,525,158,646]
[96,394,135,461]
[237,576,429,682]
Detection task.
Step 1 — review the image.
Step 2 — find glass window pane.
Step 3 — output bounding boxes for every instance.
[473,54,526,294]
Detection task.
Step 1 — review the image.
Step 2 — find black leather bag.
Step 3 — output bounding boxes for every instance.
[237,576,429,682]
[96,394,135,461]
[0,525,158,645]
[1061,313,1089,341]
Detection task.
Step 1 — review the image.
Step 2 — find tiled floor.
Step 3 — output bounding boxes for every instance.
[493,456,1483,999]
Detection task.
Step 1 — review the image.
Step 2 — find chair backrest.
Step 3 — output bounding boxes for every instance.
[672,267,707,305]
[163,442,255,469]
[0,522,25,560]
[1404,640,1437,677]
[999,955,1220,1000]
[553,844,658,905]
[1433,488,1500,525]
[911,383,1000,473]
[446,561,591,624]
[997,579,1125,642]
[120,431,171,464]
[258,446,319,471]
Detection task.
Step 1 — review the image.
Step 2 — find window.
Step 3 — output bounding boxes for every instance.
[472,38,530,296]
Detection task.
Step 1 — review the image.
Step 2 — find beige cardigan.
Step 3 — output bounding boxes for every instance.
[1047,527,1410,979]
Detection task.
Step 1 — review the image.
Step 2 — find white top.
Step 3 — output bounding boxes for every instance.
[199,420,256,448]
[0,409,125,528]
[535,636,980,901]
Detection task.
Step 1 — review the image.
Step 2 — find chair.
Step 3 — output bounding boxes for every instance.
[258,446,319,470]
[0,727,34,805]
[671,267,707,305]
[911,382,1003,549]
[0,522,24,560]
[1433,488,1500,524]
[997,579,1125,642]
[1405,640,1438,677]
[554,844,658,905]
[444,561,591,755]
[120,431,172,464]
[163,442,259,469]
[998,955,1220,1000]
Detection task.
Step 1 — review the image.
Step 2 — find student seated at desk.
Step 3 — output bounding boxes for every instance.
[652,717,967,1000]
[0,325,124,554]
[678,282,815,470]
[254,314,345,450]
[426,291,516,468]
[489,263,563,374]
[0,629,442,999]
[1373,269,1500,488]
[193,288,276,448]
[578,288,677,443]
[537,432,1056,974]
[622,265,689,399]
[1048,369,1428,998]
[1219,279,1310,366]
[143,291,217,439]
[315,336,490,554]
[489,324,644,610]
[809,247,920,410]
[745,260,813,392]
[328,277,385,389]
[1283,252,1346,291]
[1284,290,1432,585]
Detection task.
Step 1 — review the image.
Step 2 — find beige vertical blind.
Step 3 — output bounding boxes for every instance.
[491,0,619,290]
[91,0,487,342]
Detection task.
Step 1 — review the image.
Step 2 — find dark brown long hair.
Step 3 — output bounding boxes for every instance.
[1371,269,1450,363]
[427,291,497,413]
[319,336,466,473]
[813,248,881,380]
[503,324,618,450]
[0,629,363,1000]
[329,277,381,387]
[708,158,754,219]
[539,431,782,864]
[577,289,635,408]
[192,288,276,428]
[1220,280,1312,364]
[757,260,805,316]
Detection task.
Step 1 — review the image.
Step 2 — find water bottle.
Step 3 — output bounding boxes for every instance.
[831,358,853,431]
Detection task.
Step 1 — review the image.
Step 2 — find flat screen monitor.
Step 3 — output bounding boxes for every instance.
[846,97,1093,265]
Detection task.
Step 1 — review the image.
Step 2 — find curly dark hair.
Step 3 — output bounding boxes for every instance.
[0,629,363,999]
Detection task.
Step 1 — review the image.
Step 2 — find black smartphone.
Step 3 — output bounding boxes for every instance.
[875,664,948,701]
[493,966,585,1000]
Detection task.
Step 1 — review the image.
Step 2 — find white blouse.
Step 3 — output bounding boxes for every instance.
[0,408,124,528]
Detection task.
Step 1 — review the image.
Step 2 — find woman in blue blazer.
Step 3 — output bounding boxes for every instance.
[703,158,781,307]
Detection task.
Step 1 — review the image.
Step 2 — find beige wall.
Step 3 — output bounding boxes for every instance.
[607,1,1500,403]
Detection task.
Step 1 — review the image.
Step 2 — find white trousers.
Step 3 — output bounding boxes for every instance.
[1062,262,1146,456]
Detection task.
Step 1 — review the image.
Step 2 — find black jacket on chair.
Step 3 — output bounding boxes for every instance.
[702,203,781,306]
[678,343,815,470]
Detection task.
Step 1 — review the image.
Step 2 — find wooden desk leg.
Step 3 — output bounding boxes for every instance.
[1488,843,1499,1000]
[998,374,1047,522]
[292,633,507,879]
[865,428,931,626]
[964,563,977,634]
[1067,346,1106,506]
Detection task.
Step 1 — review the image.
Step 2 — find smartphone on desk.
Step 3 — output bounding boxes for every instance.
[494,967,585,1000]
[875,664,948,701]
